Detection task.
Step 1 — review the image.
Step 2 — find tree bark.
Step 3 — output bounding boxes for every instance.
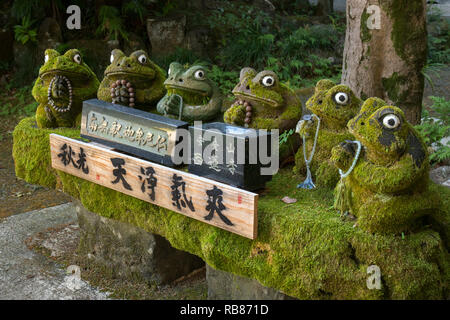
[342,0,427,125]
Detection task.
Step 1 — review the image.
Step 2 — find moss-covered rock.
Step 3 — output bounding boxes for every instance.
[12,117,450,299]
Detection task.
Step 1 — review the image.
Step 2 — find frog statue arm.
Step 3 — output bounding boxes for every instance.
[224,101,301,131]
[31,77,48,104]
[157,90,223,122]
[97,79,113,102]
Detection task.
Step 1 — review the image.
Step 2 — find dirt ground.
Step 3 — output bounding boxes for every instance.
[0,114,72,219]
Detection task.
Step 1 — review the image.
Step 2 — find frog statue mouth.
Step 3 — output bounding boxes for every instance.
[47,75,73,113]
[232,91,280,108]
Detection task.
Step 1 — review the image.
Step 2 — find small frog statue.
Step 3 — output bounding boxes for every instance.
[32,49,100,128]
[97,49,166,110]
[331,98,441,234]
[156,62,223,122]
[293,79,362,188]
[224,67,302,132]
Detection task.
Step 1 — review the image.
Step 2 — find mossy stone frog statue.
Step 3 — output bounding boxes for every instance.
[97,49,166,110]
[293,79,362,187]
[32,49,99,128]
[331,98,440,234]
[223,67,302,132]
[156,62,223,122]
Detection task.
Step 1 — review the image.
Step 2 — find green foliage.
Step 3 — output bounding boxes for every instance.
[11,0,44,21]
[421,63,446,91]
[153,48,202,72]
[0,85,38,117]
[14,16,38,45]
[96,5,129,41]
[208,65,239,95]
[122,0,153,23]
[415,96,450,164]
[203,2,344,89]
[427,6,450,64]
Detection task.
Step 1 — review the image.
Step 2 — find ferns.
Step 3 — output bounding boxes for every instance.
[415,96,450,164]
[96,5,129,41]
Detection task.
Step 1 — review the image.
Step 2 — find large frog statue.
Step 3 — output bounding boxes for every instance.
[32,49,99,128]
[330,98,440,234]
[97,49,166,110]
[224,67,302,132]
[156,62,223,122]
[293,79,362,187]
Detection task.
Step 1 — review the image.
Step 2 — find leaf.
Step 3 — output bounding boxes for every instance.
[281,196,297,204]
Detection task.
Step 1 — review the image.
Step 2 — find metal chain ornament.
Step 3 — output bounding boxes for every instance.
[297,114,321,189]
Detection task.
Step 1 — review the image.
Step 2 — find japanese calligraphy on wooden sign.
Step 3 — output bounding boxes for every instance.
[50,134,258,239]
[80,99,188,167]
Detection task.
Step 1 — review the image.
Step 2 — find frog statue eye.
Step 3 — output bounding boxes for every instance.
[110,53,114,63]
[382,114,401,129]
[44,54,49,63]
[194,69,206,80]
[138,54,147,64]
[334,92,349,105]
[73,53,82,64]
[261,75,275,87]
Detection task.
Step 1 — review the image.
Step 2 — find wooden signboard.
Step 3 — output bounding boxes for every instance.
[50,134,258,239]
[80,99,189,167]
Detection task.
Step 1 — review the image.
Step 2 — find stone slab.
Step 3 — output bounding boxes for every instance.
[206,264,295,300]
[0,203,109,300]
[75,200,204,285]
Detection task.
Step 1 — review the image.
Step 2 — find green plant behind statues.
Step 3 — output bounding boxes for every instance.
[32,49,100,128]
[97,49,166,110]
[293,79,362,188]
[156,62,223,122]
[331,98,441,234]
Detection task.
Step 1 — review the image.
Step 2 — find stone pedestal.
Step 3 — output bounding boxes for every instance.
[206,265,295,300]
[74,201,204,285]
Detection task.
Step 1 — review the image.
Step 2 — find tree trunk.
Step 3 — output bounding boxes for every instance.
[342,0,428,125]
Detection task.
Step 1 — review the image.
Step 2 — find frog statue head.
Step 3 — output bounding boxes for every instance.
[224,67,302,132]
[32,48,99,128]
[347,98,427,168]
[305,79,362,130]
[97,49,166,109]
[156,62,222,122]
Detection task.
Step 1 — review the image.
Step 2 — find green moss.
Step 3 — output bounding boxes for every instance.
[360,9,372,43]
[382,72,409,106]
[382,0,427,62]
[12,117,450,299]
